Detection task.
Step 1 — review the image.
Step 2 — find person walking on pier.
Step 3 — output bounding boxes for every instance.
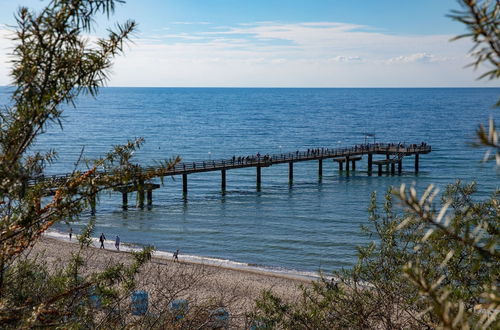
[115,235,120,251]
[99,233,106,249]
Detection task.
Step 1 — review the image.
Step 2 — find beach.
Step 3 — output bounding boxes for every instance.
[30,234,310,326]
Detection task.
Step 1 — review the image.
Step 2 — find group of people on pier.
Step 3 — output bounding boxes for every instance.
[175,142,430,171]
[233,153,273,165]
[352,142,430,152]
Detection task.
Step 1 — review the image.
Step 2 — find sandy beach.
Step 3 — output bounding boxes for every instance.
[29,235,311,327]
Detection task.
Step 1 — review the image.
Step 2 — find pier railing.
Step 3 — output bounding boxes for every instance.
[27,142,431,211]
[29,143,431,186]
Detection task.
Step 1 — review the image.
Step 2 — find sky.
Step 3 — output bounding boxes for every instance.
[0,0,498,87]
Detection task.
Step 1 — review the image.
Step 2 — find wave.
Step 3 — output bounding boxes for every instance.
[44,229,323,282]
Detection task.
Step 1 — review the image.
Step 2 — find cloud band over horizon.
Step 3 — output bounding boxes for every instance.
[0,21,497,87]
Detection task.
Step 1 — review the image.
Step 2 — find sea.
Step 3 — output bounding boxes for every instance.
[1,87,499,277]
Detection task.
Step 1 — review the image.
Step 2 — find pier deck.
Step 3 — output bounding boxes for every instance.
[30,142,431,211]
[168,144,428,174]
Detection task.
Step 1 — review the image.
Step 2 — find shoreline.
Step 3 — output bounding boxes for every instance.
[44,229,322,283]
[32,232,313,325]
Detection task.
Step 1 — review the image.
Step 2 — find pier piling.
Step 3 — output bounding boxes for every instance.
[90,193,96,215]
[137,179,145,209]
[182,174,188,197]
[221,169,226,192]
[368,153,373,176]
[256,166,262,191]
[318,159,323,178]
[122,192,128,210]
[147,189,153,206]
[289,161,293,184]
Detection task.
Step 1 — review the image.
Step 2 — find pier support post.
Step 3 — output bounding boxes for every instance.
[415,154,419,174]
[147,189,153,206]
[398,160,402,175]
[122,192,128,210]
[318,159,323,178]
[352,159,356,171]
[221,169,226,192]
[137,179,145,209]
[256,166,261,191]
[378,164,382,176]
[90,192,97,215]
[368,153,373,176]
[339,161,343,172]
[289,161,293,184]
[182,174,188,197]
[386,153,390,172]
[391,162,395,175]
[345,156,350,176]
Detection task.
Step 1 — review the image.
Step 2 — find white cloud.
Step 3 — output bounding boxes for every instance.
[329,56,363,63]
[0,21,498,87]
[387,52,447,64]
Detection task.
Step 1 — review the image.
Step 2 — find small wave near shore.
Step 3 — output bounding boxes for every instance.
[45,229,322,282]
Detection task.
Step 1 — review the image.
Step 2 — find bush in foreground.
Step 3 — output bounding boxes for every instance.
[252,182,499,329]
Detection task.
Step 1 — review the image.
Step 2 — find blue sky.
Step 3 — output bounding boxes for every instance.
[0,0,498,87]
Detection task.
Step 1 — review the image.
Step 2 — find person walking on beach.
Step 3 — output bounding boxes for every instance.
[99,233,106,249]
[173,249,179,262]
[115,235,120,251]
[69,227,72,241]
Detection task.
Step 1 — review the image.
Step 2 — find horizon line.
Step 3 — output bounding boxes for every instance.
[1,85,499,89]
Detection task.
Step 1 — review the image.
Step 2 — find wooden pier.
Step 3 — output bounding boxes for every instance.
[31,143,431,211]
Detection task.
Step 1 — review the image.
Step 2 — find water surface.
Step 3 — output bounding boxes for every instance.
[2,87,498,274]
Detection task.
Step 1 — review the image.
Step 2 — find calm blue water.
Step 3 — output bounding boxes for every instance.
[2,87,499,274]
